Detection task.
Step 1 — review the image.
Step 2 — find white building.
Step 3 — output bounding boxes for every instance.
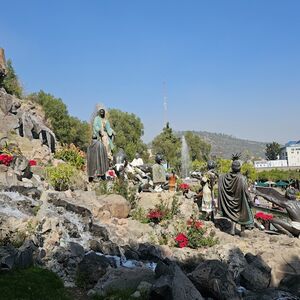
[254,159,288,169]
[280,141,300,167]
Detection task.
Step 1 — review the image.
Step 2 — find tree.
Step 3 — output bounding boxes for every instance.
[241,162,257,182]
[151,123,181,169]
[216,158,231,174]
[1,59,23,98]
[265,142,281,160]
[184,131,211,161]
[108,109,148,161]
[27,90,91,150]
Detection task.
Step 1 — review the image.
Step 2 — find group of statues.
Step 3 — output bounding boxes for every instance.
[87,104,299,238]
[196,153,300,238]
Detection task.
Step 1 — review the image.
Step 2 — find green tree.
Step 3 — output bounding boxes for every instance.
[216,158,231,174]
[108,109,148,161]
[151,123,181,169]
[265,142,281,160]
[184,131,211,161]
[27,90,90,150]
[241,162,257,182]
[1,59,23,98]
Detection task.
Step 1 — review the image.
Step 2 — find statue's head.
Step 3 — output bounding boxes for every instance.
[207,160,216,170]
[155,153,163,164]
[231,160,241,173]
[135,153,140,159]
[286,187,296,200]
[231,153,242,173]
[99,109,105,118]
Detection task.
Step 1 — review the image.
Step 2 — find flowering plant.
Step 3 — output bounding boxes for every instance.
[255,212,273,221]
[175,233,189,248]
[0,154,13,166]
[147,209,165,223]
[174,216,218,249]
[29,160,37,166]
[179,183,190,190]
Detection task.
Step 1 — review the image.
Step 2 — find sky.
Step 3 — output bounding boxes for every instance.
[1,0,300,144]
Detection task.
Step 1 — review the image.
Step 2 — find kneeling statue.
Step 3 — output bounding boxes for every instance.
[255,186,300,237]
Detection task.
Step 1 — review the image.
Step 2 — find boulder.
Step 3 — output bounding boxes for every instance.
[77,252,113,289]
[96,194,131,219]
[240,253,271,291]
[188,260,240,300]
[243,288,300,300]
[90,267,155,297]
[279,275,300,297]
[150,260,204,300]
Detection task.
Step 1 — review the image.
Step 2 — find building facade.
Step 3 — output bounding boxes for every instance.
[254,159,288,169]
[280,141,300,167]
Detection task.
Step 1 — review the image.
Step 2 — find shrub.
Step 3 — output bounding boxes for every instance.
[46,163,76,191]
[54,144,85,169]
[175,217,219,249]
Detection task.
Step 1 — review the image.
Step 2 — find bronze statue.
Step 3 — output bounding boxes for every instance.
[255,186,300,237]
[200,161,218,221]
[152,153,168,192]
[218,154,254,235]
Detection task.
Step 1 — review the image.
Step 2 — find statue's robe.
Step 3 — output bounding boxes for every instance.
[218,172,253,225]
[93,115,114,158]
[87,140,109,178]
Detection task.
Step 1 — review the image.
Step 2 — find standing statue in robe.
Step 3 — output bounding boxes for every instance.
[200,161,218,221]
[87,104,115,181]
[92,105,115,161]
[218,153,254,236]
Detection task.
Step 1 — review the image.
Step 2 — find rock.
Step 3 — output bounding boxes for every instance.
[0,240,37,270]
[77,252,113,289]
[96,194,131,219]
[90,240,121,256]
[91,267,155,297]
[243,288,300,300]
[137,243,163,261]
[0,245,17,270]
[279,275,300,297]
[89,223,110,241]
[150,260,204,300]
[188,260,239,300]
[16,239,37,268]
[240,253,271,291]
[69,242,84,259]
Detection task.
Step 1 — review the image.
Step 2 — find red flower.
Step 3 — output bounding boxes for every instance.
[29,160,37,166]
[147,209,164,221]
[179,183,190,190]
[175,233,189,248]
[0,154,13,166]
[194,220,204,229]
[187,219,204,229]
[255,212,273,221]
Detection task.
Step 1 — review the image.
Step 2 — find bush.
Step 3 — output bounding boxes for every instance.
[0,59,23,98]
[0,267,70,300]
[27,91,91,150]
[54,144,85,169]
[46,163,76,191]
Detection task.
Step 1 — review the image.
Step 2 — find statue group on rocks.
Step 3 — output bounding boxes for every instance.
[87,107,299,239]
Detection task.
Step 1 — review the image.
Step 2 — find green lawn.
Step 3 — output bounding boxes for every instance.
[0,267,71,300]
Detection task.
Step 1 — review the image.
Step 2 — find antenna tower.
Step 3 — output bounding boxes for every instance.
[163,81,168,127]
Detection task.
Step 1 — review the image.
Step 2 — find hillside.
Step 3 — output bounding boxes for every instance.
[178,130,267,159]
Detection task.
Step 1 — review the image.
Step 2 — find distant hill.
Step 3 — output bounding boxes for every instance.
[177,131,267,159]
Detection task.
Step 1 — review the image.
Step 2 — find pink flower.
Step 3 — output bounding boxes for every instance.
[179,183,190,190]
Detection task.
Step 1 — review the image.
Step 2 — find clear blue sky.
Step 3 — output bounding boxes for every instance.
[1,0,299,144]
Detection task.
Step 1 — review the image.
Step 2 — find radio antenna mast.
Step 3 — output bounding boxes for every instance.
[163,81,168,127]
